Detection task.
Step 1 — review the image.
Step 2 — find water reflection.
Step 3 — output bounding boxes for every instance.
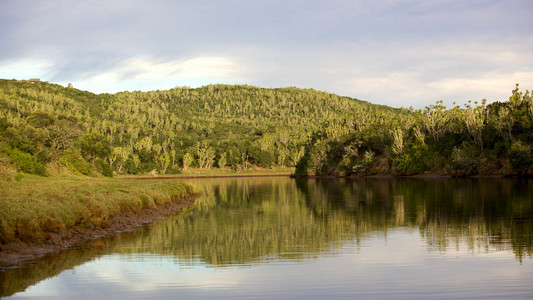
[1,177,532,298]
[109,177,533,265]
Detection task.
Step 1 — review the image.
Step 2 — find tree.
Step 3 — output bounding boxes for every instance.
[170,149,176,167]
[196,142,215,169]
[27,112,55,128]
[79,132,111,162]
[159,152,171,174]
[289,146,305,166]
[462,100,486,153]
[45,123,80,158]
[110,146,132,173]
[509,140,532,172]
[183,152,194,170]
[391,128,404,156]
[218,152,227,169]
[134,137,153,153]
[422,101,450,142]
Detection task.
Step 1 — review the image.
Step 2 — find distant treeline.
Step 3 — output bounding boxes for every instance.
[296,84,533,176]
[0,79,406,177]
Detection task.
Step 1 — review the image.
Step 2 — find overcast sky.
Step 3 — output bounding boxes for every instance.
[1,0,532,108]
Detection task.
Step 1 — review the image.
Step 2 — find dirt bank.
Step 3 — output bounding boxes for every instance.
[0,195,197,268]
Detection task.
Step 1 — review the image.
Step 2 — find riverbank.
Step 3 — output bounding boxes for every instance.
[292,173,529,179]
[117,166,294,179]
[0,174,198,267]
[292,165,532,178]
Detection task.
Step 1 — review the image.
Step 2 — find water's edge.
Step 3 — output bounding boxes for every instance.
[0,195,198,269]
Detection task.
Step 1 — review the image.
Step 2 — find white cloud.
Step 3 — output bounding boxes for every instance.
[68,56,244,93]
[124,56,239,81]
[0,58,55,80]
[1,1,532,107]
[427,71,533,103]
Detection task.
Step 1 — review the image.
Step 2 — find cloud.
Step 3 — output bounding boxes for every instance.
[1,0,532,107]
[69,56,243,93]
[0,58,55,79]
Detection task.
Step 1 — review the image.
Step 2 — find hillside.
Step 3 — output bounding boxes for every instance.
[0,79,409,176]
[296,84,533,176]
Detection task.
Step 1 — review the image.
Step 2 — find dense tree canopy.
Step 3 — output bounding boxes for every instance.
[296,84,533,176]
[1,79,530,177]
[0,79,404,176]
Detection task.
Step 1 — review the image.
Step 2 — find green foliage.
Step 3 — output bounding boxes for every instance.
[297,84,533,176]
[305,140,331,175]
[217,152,227,169]
[96,158,113,177]
[395,144,432,175]
[124,156,140,174]
[294,154,310,175]
[246,145,275,167]
[79,132,111,162]
[158,152,171,174]
[58,148,94,175]
[196,141,215,169]
[26,112,55,128]
[351,150,375,173]
[509,140,532,172]
[182,153,194,170]
[1,79,387,174]
[451,142,479,173]
[5,148,47,176]
[1,79,532,176]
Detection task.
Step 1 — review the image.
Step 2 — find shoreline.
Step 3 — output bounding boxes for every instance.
[120,173,293,180]
[0,194,198,268]
[1,172,527,268]
[291,173,531,179]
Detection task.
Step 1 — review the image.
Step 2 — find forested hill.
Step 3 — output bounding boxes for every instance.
[296,84,533,177]
[0,79,409,176]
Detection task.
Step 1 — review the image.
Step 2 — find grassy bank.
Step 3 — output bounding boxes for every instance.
[0,173,197,245]
[117,166,294,178]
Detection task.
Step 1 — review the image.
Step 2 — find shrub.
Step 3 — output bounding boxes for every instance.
[395,144,432,175]
[451,142,479,173]
[36,149,53,164]
[165,166,182,174]
[96,158,113,177]
[306,141,329,175]
[351,150,375,173]
[478,152,499,175]
[6,148,47,176]
[58,147,94,175]
[124,156,141,174]
[79,132,111,161]
[294,154,310,175]
[247,146,274,167]
[509,140,532,171]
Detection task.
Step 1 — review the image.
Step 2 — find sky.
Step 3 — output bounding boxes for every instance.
[1,0,532,108]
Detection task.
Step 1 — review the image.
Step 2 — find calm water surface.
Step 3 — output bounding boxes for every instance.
[1,177,532,299]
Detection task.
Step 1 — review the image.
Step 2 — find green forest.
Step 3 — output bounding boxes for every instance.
[0,79,531,177]
[0,79,403,177]
[296,84,533,176]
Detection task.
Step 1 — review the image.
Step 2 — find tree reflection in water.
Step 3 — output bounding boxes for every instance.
[112,177,533,265]
[1,177,532,297]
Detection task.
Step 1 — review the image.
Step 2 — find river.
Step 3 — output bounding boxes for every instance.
[1,177,532,299]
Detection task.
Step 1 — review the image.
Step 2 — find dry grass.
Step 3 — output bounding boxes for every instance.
[0,173,197,244]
